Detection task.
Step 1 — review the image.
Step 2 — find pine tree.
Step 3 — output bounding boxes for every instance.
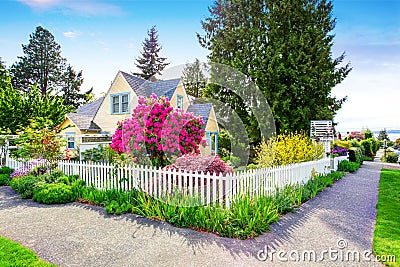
[134,26,169,80]
[61,65,92,109]
[181,59,207,97]
[198,0,351,139]
[10,26,88,108]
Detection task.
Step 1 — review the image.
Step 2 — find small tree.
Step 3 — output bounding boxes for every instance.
[377,129,389,141]
[181,59,207,97]
[12,118,66,166]
[134,26,169,80]
[110,94,206,167]
[363,129,373,139]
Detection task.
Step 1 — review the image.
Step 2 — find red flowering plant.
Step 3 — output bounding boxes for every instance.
[165,153,233,176]
[110,94,206,167]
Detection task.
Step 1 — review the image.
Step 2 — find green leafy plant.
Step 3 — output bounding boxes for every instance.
[9,175,45,199]
[337,160,360,173]
[0,166,13,174]
[348,147,363,164]
[363,156,374,161]
[0,173,10,186]
[81,144,117,163]
[384,153,399,163]
[12,118,66,166]
[32,183,75,204]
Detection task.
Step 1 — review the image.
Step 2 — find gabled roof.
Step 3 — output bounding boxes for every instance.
[76,97,104,116]
[66,114,101,131]
[120,71,181,100]
[120,71,147,92]
[149,79,181,100]
[187,103,213,126]
[66,97,104,131]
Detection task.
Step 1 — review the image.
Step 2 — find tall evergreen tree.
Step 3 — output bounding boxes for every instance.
[10,26,88,108]
[181,59,207,97]
[198,0,351,138]
[61,65,92,109]
[134,26,169,80]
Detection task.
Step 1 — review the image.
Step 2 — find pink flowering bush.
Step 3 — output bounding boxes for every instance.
[165,153,233,176]
[110,94,206,167]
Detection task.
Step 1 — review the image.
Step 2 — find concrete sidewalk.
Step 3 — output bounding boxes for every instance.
[0,162,383,266]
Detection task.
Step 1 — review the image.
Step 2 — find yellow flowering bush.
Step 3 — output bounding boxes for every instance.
[255,132,325,167]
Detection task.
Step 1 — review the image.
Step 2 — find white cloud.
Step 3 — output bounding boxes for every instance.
[63,31,81,38]
[18,0,123,17]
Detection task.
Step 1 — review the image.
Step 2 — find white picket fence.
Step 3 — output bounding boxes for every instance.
[6,156,348,207]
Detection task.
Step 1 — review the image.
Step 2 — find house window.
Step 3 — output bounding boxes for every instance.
[111,93,130,114]
[66,133,75,150]
[177,94,184,110]
[112,96,120,114]
[122,94,129,113]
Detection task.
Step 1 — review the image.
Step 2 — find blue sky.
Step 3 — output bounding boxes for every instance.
[1,0,399,133]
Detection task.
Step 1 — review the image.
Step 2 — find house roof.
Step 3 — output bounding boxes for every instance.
[120,71,181,100]
[187,103,213,127]
[66,97,104,131]
[76,97,104,116]
[66,114,101,131]
[120,71,147,92]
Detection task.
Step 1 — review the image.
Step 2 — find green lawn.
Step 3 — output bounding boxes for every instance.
[374,169,400,267]
[0,235,56,267]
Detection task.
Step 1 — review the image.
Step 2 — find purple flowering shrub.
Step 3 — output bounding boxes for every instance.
[10,158,50,179]
[330,146,348,157]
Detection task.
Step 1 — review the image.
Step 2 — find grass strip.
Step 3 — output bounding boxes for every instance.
[373,169,400,266]
[0,235,56,267]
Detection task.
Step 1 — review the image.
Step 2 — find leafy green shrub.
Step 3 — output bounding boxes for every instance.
[81,144,117,163]
[370,138,380,154]
[361,139,373,156]
[32,183,75,204]
[0,166,13,174]
[0,173,10,186]
[9,175,45,199]
[338,160,360,173]
[349,139,361,147]
[71,179,86,199]
[41,169,65,184]
[105,200,132,215]
[384,152,399,163]
[246,163,258,170]
[363,156,374,161]
[222,156,241,167]
[348,147,363,164]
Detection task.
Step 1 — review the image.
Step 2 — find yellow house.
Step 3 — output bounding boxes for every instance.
[60,71,219,156]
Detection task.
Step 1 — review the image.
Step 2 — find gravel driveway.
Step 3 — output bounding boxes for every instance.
[0,162,383,267]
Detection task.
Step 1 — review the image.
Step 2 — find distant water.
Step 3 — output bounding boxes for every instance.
[373,130,400,141]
